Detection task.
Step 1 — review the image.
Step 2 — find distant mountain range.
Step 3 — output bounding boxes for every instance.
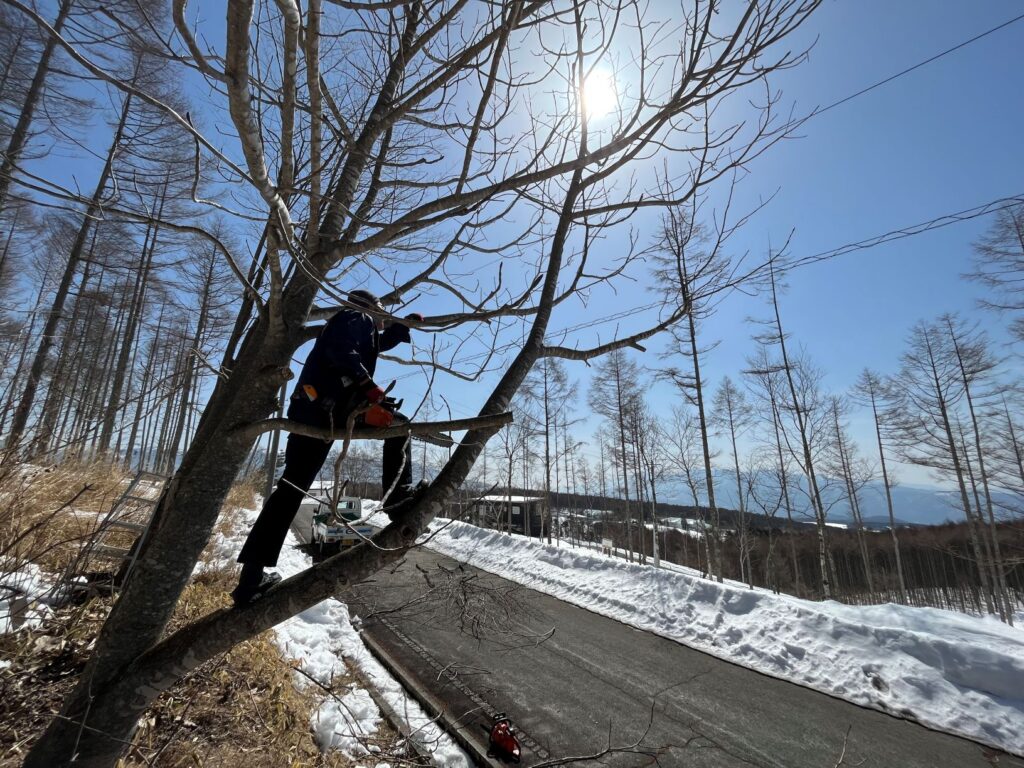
[491,470,1020,530]
[663,469,1019,527]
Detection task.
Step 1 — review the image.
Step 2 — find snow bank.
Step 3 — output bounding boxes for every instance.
[406,516,1024,757]
[211,505,470,766]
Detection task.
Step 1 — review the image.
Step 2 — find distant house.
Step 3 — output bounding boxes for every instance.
[472,494,547,537]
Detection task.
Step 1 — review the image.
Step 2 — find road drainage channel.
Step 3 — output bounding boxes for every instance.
[360,615,550,766]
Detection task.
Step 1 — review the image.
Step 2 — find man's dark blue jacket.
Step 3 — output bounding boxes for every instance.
[289,308,410,427]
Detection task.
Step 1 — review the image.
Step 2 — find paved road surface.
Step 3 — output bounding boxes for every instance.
[291,511,1021,767]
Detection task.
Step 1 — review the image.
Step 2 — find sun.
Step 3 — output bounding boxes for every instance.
[581,69,618,121]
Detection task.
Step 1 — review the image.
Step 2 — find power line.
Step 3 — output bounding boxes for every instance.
[469,16,1024,348]
[414,193,1024,419]
[812,11,1024,118]
[788,193,1024,271]
[362,15,1024,429]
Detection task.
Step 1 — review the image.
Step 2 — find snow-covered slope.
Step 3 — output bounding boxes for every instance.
[204,507,471,766]
[397,515,1024,757]
[7,502,1022,758]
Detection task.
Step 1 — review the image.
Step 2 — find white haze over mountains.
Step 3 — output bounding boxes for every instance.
[662,469,1018,527]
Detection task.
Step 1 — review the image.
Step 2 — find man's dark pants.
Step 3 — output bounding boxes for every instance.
[238,402,413,568]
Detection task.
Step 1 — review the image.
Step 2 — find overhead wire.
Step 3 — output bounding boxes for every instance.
[401,186,1024,384]
[328,12,1024,432]
[12,9,1024,436]
[519,12,1024,344]
[810,11,1024,118]
[786,194,1024,271]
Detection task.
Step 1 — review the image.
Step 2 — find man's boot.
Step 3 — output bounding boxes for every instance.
[231,562,282,608]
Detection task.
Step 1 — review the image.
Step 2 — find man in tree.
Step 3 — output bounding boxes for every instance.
[232,289,424,606]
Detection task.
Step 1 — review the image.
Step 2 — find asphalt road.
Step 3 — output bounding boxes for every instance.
[290,510,1022,767]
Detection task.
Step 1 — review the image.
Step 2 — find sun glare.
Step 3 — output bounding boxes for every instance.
[581,70,617,121]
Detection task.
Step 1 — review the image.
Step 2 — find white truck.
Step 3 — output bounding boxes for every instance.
[306,495,375,552]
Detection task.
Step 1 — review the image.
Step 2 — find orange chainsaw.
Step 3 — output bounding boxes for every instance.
[365,382,401,428]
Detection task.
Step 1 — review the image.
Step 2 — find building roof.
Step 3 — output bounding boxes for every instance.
[478,495,544,504]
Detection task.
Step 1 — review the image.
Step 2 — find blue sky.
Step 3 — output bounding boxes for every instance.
[16,1,1024,490]
[516,0,1024,486]
[712,0,1024,372]
[685,0,1024,483]
[408,1,1024,487]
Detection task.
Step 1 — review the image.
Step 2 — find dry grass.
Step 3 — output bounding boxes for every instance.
[0,571,368,768]
[0,593,110,762]
[118,569,367,768]
[0,465,415,767]
[224,477,261,516]
[0,459,132,575]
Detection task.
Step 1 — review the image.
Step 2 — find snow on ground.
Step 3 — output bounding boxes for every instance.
[11,478,1019,758]
[383,514,1024,757]
[0,560,53,634]
[208,505,471,767]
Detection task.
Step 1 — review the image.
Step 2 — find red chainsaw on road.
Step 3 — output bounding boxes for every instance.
[488,713,522,763]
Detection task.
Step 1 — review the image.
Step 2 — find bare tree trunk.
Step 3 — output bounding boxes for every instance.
[99,184,165,455]
[0,258,55,436]
[686,310,721,581]
[155,335,190,471]
[0,0,73,215]
[865,379,906,600]
[32,312,79,454]
[164,248,216,472]
[769,393,801,596]
[725,409,748,585]
[638,432,661,568]
[947,320,1013,624]
[614,366,634,562]
[564,410,576,547]
[86,280,127,457]
[922,329,995,615]
[1003,396,1024,489]
[570,440,582,548]
[631,424,646,563]
[124,308,163,468]
[506,451,514,535]
[553,399,561,543]
[543,359,553,543]
[33,227,98,454]
[143,343,176,471]
[6,91,131,446]
[831,403,874,596]
[0,31,26,105]
[113,340,142,460]
[0,207,18,286]
[522,429,530,536]
[71,268,116,457]
[140,347,163,468]
[769,260,832,598]
[60,289,100,457]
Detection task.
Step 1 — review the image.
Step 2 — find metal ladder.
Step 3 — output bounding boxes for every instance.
[76,470,168,582]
